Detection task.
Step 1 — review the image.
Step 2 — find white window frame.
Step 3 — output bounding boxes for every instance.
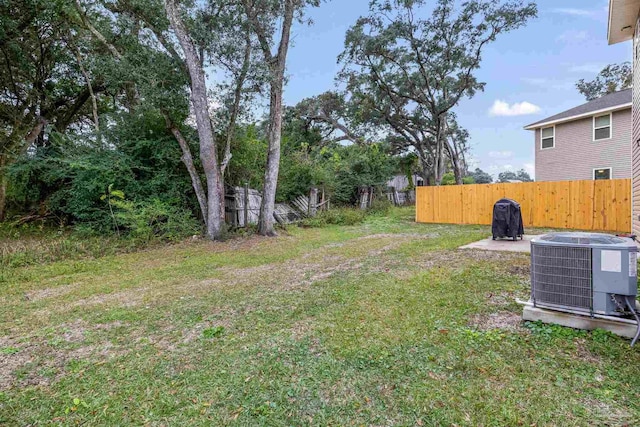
[593,113,612,141]
[593,167,612,180]
[540,125,555,150]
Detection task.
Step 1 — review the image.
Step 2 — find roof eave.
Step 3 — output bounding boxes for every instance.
[608,0,639,45]
[523,103,632,130]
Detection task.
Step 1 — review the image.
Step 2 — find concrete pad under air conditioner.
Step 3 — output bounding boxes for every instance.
[459,235,541,253]
[521,303,638,339]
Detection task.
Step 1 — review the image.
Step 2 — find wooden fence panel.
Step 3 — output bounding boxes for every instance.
[415,179,631,232]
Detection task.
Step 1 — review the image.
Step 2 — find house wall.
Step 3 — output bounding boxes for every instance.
[534,109,632,182]
[632,16,640,238]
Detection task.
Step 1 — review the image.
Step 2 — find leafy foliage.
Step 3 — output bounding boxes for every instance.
[300,208,367,227]
[576,62,632,101]
[7,112,198,234]
[338,0,537,184]
[469,168,493,184]
[442,172,475,185]
[497,169,533,183]
[111,198,201,242]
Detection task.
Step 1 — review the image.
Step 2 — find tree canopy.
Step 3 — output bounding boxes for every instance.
[497,169,532,183]
[0,0,540,237]
[337,0,536,185]
[469,168,493,184]
[576,62,632,101]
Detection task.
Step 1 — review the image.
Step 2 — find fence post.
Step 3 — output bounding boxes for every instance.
[308,187,318,217]
[231,189,237,228]
[358,186,367,210]
[390,186,399,206]
[244,182,249,227]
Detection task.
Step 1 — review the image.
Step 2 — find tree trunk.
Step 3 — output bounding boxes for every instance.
[0,117,47,221]
[163,112,209,225]
[221,35,252,180]
[419,158,431,186]
[446,140,463,185]
[73,45,100,132]
[258,78,284,236]
[0,155,6,222]
[25,117,47,146]
[453,159,463,185]
[434,117,445,185]
[165,0,224,240]
[252,0,295,237]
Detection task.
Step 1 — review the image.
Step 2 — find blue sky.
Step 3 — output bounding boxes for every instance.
[282,0,632,179]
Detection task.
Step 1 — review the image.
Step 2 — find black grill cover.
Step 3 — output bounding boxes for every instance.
[491,198,524,240]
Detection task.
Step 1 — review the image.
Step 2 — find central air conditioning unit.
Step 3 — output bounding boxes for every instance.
[530,232,640,345]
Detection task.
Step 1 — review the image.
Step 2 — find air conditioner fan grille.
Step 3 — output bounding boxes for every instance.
[531,245,592,311]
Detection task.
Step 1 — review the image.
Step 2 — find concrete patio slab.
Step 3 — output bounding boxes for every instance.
[459,235,542,253]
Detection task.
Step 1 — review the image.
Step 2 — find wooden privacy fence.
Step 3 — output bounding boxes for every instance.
[415,179,631,232]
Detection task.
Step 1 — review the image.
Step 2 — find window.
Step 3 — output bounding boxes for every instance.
[541,126,554,149]
[593,113,611,141]
[593,168,612,180]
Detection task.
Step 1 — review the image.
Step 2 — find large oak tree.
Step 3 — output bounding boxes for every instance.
[338,0,537,185]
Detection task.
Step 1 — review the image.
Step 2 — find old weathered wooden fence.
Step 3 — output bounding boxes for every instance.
[225,185,328,227]
[415,179,631,232]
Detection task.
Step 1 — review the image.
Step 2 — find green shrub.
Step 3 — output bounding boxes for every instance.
[6,114,198,231]
[300,208,366,228]
[442,172,476,185]
[112,199,202,242]
[368,198,393,215]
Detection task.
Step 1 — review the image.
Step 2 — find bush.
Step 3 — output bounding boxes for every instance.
[442,172,476,185]
[300,208,366,228]
[6,113,198,231]
[368,197,393,215]
[110,198,202,242]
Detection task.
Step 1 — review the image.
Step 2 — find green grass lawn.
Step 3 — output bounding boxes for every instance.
[1,207,639,426]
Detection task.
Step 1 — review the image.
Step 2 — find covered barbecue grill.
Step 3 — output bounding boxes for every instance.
[492,198,524,241]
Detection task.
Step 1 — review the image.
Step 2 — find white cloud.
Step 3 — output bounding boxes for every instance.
[488,150,514,159]
[524,163,535,179]
[556,30,589,43]
[488,100,541,117]
[552,8,594,17]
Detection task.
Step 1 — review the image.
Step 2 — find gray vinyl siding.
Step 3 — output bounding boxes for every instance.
[534,109,631,182]
[632,16,640,237]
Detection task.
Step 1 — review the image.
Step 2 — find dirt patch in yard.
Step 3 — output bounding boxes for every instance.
[409,249,527,270]
[382,249,530,281]
[572,338,602,364]
[505,264,530,277]
[355,232,440,240]
[25,283,81,302]
[468,311,524,331]
[581,397,633,425]
[70,287,149,309]
[0,335,36,390]
[0,320,133,390]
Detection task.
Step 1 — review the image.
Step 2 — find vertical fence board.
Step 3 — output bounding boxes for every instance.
[415,179,631,232]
